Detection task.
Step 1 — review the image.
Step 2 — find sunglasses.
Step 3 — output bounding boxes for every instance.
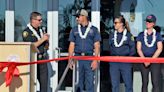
[34,19,42,21]
[76,15,84,18]
[114,22,120,24]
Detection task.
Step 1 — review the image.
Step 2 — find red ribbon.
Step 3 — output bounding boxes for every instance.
[1,56,164,86]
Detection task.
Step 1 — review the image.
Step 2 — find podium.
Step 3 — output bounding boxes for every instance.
[0,42,37,92]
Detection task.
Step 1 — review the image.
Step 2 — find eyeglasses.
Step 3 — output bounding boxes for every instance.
[34,19,42,22]
[114,22,120,24]
[76,15,84,18]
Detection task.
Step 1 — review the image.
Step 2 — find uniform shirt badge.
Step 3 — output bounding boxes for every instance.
[23,31,28,38]
[131,36,134,41]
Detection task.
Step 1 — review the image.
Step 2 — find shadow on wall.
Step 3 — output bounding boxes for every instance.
[0,72,22,92]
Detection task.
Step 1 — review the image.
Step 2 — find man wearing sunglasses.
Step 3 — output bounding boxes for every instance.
[68,9,101,92]
[22,12,49,92]
[136,14,163,92]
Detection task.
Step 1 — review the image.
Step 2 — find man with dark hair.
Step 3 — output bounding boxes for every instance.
[30,12,42,20]
[22,11,49,92]
[68,9,101,92]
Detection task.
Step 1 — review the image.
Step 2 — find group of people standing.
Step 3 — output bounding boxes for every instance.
[109,14,163,92]
[68,9,163,92]
[22,9,163,92]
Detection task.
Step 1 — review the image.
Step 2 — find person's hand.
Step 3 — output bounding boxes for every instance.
[91,60,98,70]
[43,33,49,41]
[69,59,74,70]
[68,56,75,70]
[144,62,150,67]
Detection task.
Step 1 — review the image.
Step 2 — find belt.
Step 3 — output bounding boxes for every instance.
[75,52,93,56]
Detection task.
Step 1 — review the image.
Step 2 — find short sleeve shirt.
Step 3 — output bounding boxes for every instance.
[69,25,101,53]
[22,27,47,54]
[109,31,136,56]
[136,31,163,57]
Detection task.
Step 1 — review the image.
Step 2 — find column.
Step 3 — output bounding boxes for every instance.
[47,0,59,92]
[5,0,14,42]
[91,0,100,92]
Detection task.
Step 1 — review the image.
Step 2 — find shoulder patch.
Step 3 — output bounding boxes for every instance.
[131,36,134,41]
[23,31,28,38]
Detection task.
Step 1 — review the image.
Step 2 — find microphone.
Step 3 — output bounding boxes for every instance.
[41,26,49,50]
[42,26,46,33]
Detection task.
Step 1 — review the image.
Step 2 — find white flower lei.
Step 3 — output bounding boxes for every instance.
[27,23,43,40]
[144,28,156,47]
[114,29,127,47]
[78,22,92,39]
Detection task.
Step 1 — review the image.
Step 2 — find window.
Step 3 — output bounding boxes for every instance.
[14,0,47,42]
[0,0,5,41]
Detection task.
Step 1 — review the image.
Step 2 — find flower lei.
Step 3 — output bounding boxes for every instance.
[114,29,127,47]
[78,22,92,39]
[144,28,156,47]
[27,23,43,40]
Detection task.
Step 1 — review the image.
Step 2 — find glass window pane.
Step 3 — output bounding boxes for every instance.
[38,0,47,26]
[0,0,5,41]
[100,0,114,91]
[58,0,75,90]
[14,0,33,42]
[14,0,47,42]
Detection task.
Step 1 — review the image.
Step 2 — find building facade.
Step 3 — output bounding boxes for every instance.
[1,0,164,92]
